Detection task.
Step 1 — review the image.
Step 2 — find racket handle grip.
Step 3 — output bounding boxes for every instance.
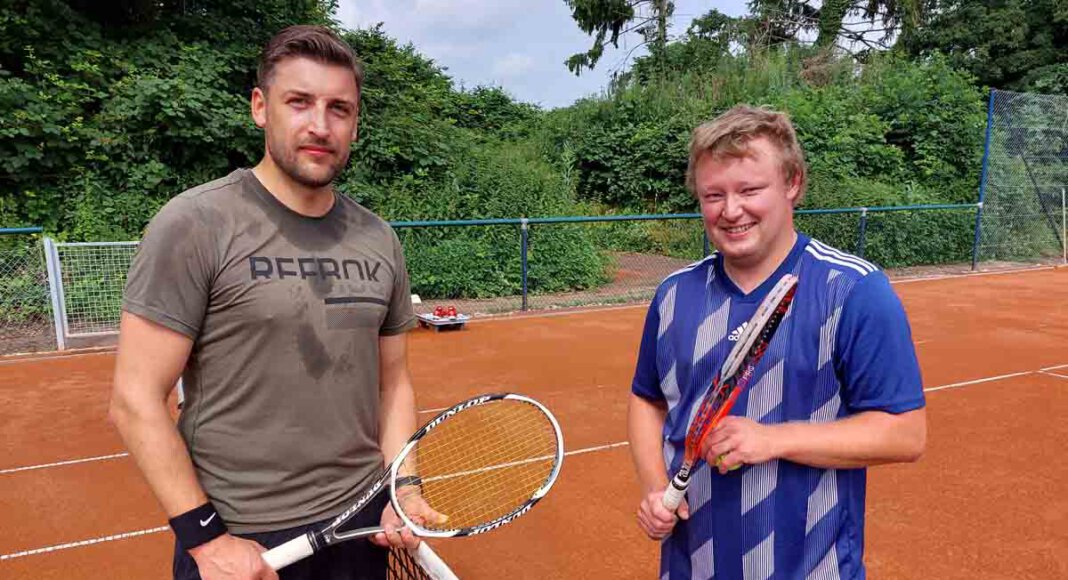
[262,533,315,571]
[412,543,459,580]
[661,473,689,511]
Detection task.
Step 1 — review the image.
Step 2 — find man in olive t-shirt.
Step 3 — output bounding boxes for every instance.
[111,26,425,580]
[125,167,415,530]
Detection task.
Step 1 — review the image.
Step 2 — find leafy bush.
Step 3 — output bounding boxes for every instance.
[352,141,608,299]
[801,175,975,266]
[534,48,987,268]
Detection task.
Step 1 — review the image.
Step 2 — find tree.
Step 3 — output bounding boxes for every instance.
[747,0,818,48]
[563,0,675,76]
[904,0,1068,93]
[0,0,334,236]
[621,9,749,86]
[747,0,926,54]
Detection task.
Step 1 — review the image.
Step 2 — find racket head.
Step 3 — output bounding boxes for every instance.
[388,393,564,538]
[681,274,799,463]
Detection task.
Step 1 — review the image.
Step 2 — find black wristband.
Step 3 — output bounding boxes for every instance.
[169,502,228,551]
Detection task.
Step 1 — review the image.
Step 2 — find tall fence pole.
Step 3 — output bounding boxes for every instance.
[1062,187,1066,265]
[972,89,997,270]
[520,218,529,311]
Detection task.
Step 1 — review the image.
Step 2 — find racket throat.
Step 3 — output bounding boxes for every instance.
[670,465,692,492]
[308,530,327,551]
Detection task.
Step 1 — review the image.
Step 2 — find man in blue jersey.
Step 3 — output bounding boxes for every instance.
[628,105,927,579]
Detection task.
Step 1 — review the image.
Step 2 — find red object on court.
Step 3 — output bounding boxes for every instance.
[446,306,458,317]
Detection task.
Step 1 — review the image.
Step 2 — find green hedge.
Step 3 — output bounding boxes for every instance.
[353,140,608,299]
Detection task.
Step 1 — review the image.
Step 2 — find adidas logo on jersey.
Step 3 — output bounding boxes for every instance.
[728,321,748,342]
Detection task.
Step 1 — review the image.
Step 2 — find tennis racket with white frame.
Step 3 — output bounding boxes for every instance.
[262,393,564,577]
[662,274,798,511]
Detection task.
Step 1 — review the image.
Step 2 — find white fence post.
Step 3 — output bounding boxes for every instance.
[42,237,67,350]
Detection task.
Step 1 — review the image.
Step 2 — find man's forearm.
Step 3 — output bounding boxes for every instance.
[628,393,670,494]
[111,312,208,518]
[378,376,417,461]
[110,392,208,516]
[774,408,926,469]
[378,333,418,462]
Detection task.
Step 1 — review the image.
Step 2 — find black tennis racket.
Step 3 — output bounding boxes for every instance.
[262,393,564,575]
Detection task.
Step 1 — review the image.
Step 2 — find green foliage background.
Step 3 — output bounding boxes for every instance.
[2,0,1060,306]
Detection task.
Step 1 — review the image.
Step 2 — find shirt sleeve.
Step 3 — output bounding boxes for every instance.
[122,196,217,339]
[380,228,417,336]
[834,272,926,414]
[631,294,664,401]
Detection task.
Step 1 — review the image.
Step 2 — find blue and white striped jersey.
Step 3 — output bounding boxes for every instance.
[632,233,925,580]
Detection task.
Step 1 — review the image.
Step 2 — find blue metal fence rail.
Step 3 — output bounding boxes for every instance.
[0,227,44,235]
[391,203,980,311]
[1,202,985,354]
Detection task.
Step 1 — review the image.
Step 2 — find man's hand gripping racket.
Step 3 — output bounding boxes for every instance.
[262,393,564,579]
[661,274,798,512]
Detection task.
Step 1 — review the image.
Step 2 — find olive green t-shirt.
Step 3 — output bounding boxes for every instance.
[123,169,416,533]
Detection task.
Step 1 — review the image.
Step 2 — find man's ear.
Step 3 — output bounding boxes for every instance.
[250,87,267,129]
[785,172,803,205]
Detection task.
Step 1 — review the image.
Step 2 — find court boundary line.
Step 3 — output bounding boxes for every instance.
[0,441,634,562]
[2,364,1064,476]
[888,264,1057,285]
[0,453,130,475]
[1,355,1064,562]
[921,371,1035,393]
[0,526,169,562]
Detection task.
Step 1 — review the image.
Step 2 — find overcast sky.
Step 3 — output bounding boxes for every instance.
[337,1,749,109]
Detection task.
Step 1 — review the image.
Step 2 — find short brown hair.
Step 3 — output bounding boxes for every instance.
[686,105,807,204]
[257,25,364,93]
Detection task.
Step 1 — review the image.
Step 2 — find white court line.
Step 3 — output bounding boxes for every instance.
[922,364,1068,392]
[0,441,633,562]
[0,453,130,475]
[1,407,454,475]
[890,265,1056,285]
[4,364,1065,477]
[922,370,1036,393]
[0,359,1063,561]
[565,441,629,456]
[0,526,169,561]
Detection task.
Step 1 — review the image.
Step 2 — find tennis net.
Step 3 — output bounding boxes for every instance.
[388,544,458,580]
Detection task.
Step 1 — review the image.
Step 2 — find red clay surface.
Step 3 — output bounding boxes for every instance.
[1,267,1066,579]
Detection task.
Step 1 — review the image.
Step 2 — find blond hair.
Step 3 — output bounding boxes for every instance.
[686,105,807,204]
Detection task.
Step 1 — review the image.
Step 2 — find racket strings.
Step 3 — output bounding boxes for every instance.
[397,400,558,531]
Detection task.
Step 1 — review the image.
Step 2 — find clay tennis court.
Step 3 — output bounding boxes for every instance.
[1,266,1066,579]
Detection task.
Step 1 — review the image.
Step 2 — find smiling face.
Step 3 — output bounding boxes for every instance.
[251,56,360,189]
[693,136,801,274]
